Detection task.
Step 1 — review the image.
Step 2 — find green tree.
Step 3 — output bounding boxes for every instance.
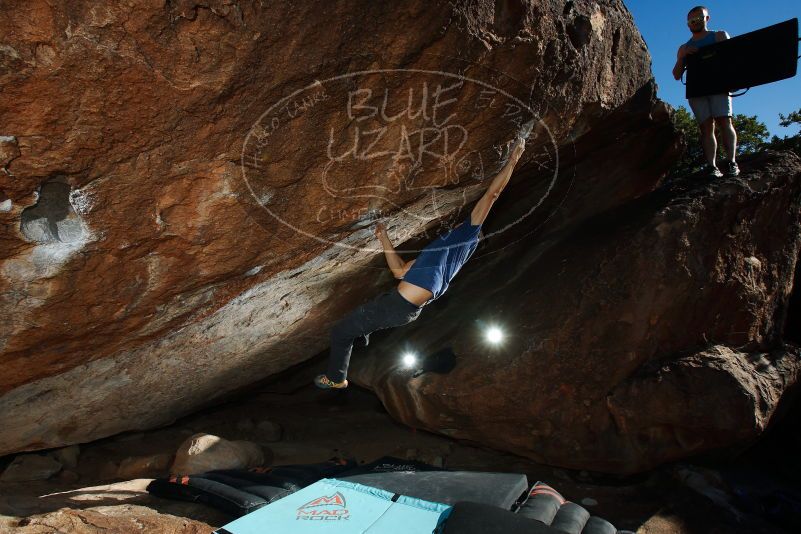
[669,106,771,177]
[765,108,801,157]
[733,113,770,154]
[779,109,801,128]
[670,106,704,177]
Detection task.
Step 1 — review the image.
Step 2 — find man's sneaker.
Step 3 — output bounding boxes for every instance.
[704,164,723,178]
[314,374,348,389]
[724,160,740,177]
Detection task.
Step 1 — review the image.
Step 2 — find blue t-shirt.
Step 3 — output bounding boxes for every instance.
[684,30,718,51]
[401,213,482,306]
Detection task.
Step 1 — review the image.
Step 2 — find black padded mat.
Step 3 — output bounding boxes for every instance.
[686,18,798,97]
[340,470,528,509]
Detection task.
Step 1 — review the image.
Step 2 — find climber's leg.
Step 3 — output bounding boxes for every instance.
[319,288,422,386]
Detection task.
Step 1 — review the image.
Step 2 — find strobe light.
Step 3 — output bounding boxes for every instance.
[485,325,504,344]
[402,352,418,368]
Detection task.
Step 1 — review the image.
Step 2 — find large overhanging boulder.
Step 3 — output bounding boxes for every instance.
[1,0,672,455]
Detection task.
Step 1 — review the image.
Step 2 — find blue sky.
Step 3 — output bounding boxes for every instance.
[626,1,800,137]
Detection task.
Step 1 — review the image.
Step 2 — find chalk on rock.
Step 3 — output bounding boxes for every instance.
[517,118,536,141]
[20,180,85,244]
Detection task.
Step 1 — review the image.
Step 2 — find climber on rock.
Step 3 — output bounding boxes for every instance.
[314,135,528,389]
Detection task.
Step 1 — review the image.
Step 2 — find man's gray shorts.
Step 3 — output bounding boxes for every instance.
[687,93,732,123]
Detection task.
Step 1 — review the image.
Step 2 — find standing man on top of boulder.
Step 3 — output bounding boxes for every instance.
[672,5,740,178]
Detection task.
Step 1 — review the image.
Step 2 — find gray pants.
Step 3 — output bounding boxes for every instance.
[326,287,423,382]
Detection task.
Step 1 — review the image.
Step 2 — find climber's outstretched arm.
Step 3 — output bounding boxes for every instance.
[470,139,526,226]
[375,222,407,278]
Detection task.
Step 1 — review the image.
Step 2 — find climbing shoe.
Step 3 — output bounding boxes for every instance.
[314,374,348,389]
[704,164,723,178]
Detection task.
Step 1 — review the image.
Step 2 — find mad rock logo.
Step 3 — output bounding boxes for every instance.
[296,491,350,520]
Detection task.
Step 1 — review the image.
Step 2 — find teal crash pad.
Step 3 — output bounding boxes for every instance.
[213,478,452,534]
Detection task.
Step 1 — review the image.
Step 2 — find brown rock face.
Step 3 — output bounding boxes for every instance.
[352,151,801,473]
[0,1,660,455]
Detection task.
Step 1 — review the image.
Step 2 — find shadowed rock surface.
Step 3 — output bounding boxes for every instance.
[352,150,801,473]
